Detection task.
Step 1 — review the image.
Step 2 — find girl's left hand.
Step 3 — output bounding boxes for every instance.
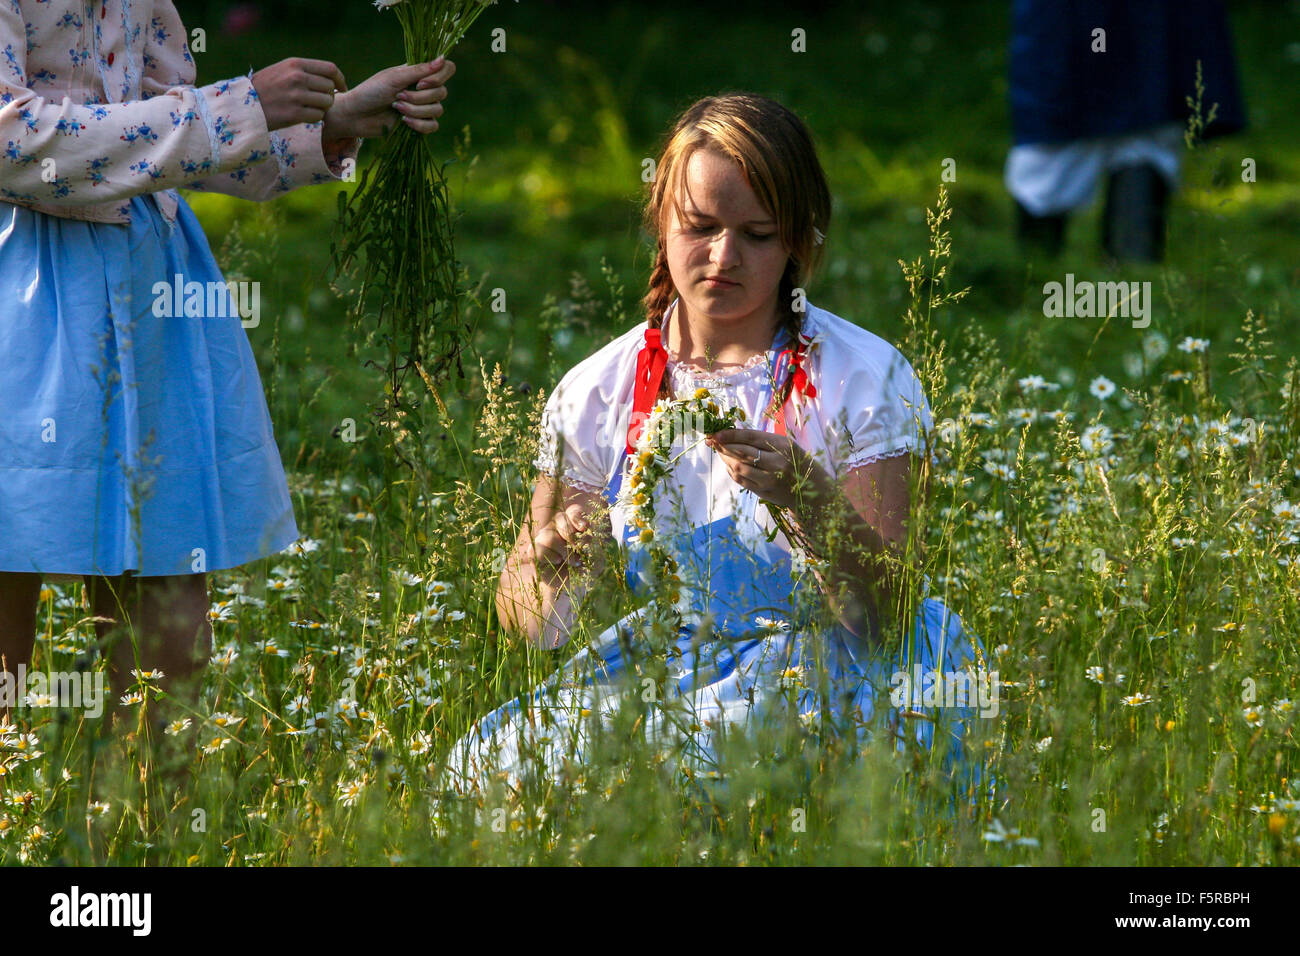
[322,57,455,141]
[706,428,829,512]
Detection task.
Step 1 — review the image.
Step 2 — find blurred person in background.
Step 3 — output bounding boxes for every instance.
[1006,0,1246,262]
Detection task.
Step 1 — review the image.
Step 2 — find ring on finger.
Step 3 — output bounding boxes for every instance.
[750,453,761,467]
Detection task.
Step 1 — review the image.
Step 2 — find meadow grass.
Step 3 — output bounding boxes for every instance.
[2,2,1298,865]
[4,172,1297,864]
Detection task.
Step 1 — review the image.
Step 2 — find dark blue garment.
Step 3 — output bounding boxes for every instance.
[1009,0,1246,146]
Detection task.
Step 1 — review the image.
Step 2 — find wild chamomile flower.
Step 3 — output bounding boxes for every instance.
[395,570,422,587]
[304,712,335,734]
[290,620,331,635]
[1079,424,1114,456]
[337,779,366,807]
[266,576,299,596]
[1085,666,1106,683]
[982,818,1039,848]
[210,711,244,730]
[1142,332,1169,361]
[1121,692,1153,707]
[287,537,322,556]
[9,733,41,759]
[131,668,164,683]
[1176,336,1210,353]
[165,718,192,736]
[212,644,240,666]
[935,418,962,443]
[333,698,362,721]
[1242,706,1264,727]
[200,737,232,755]
[409,604,446,624]
[1089,376,1116,400]
[1273,500,1298,523]
[207,601,237,622]
[778,666,807,690]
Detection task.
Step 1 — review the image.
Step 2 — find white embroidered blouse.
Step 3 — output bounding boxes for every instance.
[534,299,933,549]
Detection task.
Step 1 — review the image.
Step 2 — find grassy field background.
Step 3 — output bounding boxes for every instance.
[179,0,1300,465]
[2,1,1298,865]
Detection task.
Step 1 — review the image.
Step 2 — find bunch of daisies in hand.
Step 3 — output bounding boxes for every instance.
[618,388,743,632]
[332,0,500,405]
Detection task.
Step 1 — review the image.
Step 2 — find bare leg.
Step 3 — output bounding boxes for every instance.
[85,573,212,708]
[0,571,40,676]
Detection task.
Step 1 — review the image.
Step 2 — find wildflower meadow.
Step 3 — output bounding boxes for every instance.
[2,1,1297,872]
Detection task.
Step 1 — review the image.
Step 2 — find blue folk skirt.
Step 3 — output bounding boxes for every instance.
[0,191,298,576]
[443,596,991,797]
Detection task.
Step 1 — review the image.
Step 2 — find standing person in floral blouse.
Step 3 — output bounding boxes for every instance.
[0,0,454,708]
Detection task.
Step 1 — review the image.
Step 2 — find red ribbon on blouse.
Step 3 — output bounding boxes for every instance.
[626,327,670,453]
[626,325,815,451]
[771,334,817,435]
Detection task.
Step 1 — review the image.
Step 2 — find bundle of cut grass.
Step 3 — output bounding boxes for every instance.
[332,0,498,401]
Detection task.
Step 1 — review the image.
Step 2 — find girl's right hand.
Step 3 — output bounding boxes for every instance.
[530,503,608,586]
[250,58,349,132]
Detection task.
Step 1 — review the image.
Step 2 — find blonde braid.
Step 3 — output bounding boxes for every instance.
[642,242,677,400]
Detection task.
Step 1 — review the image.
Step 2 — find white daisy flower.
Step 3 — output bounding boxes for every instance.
[1079,424,1114,456]
[1089,376,1116,400]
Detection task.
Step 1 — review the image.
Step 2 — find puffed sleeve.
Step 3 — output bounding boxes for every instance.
[141,3,361,199]
[0,2,270,205]
[532,357,624,497]
[814,330,933,472]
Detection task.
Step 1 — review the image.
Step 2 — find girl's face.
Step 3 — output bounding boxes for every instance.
[663,148,790,337]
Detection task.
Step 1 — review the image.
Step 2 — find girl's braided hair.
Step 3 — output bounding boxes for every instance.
[641,93,832,405]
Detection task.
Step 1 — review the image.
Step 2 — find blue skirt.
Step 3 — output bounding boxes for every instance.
[443,596,991,796]
[0,192,298,576]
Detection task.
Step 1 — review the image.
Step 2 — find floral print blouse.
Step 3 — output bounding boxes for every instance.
[0,0,361,223]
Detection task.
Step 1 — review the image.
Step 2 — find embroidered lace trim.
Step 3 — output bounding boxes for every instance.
[534,458,606,496]
[842,445,913,471]
[658,298,807,381]
[665,347,771,380]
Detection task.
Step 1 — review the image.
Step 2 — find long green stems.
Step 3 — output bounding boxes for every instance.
[331,1,493,414]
